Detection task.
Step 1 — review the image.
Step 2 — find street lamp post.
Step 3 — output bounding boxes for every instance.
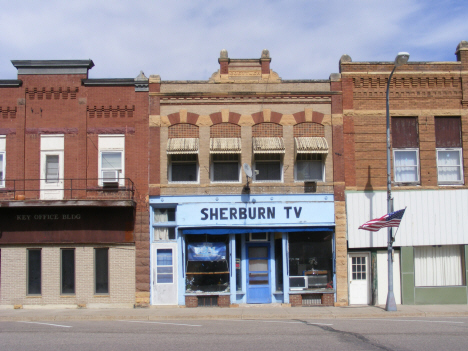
[385,52,409,312]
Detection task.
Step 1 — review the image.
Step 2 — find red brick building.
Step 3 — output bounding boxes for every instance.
[0,60,149,308]
[341,41,468,305]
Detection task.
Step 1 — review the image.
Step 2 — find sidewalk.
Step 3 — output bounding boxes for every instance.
[2,304,468,322]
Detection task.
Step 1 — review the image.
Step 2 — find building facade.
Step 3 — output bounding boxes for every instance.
[341,41,468,305]
[0,60,149,308]
[147,50,348,307]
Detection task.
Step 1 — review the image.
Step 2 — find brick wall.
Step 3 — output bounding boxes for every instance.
[0,245,135,307]
[290,294,302,307]
[210,123,241,138]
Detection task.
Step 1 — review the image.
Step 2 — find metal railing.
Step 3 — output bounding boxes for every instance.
[0,178,135,201]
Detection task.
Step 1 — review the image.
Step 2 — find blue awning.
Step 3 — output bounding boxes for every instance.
[182,227,334,235]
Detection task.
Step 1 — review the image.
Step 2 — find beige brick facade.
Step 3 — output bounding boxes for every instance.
[0,245,135,307]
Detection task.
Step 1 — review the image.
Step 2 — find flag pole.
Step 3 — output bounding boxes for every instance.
[385,52,409,311]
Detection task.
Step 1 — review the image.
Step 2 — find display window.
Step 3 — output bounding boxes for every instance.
[288,231,333,290]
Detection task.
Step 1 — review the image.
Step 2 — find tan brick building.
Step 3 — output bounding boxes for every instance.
[147,50,348,307]
[341,41,468,305]
[0,61,149,308]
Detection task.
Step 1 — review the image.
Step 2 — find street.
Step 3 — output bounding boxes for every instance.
[1,317,468,351]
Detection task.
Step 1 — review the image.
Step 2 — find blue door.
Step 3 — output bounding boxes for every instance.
[246,244,271,303]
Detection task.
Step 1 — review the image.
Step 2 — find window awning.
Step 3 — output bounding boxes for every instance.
[210,138,242,154]
[182,227,334,235]
[295,137,329,154]
[253,137,285,154]
[167,138,199,154]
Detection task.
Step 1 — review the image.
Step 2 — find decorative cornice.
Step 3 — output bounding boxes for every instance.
[12,60,94,75]
[0,80,22,87]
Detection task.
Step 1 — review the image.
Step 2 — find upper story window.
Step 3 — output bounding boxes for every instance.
[153,207,177,241]
[294,137,328,182]
[98,135,125,186]
[0,135,5,187]
[435,117,463,185]
[210,137,241,183]
[392,117,419,184]
[167,137,199,183]
[253,137,285,182]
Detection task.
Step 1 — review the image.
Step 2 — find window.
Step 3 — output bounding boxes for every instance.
[95,248,109,294]
[435,117,463,185]
[61,249,75,294]
[288,232,333,290]
[393,149,420,183]
[156,249,174,284]
[254,154,282,182]
[169,154,198,182]
[392,117,419,184]
[295,154,324,181]
[211,154,240,182]
[414,246,464,287]
[98,135,125,186]
[153,208,177,241]
[45,155,60,183]
[27,249,41,295]
[0,135,5,187]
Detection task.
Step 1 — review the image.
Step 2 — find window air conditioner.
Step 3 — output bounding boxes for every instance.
[102,170,119,187]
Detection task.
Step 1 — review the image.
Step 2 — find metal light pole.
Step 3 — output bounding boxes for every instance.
[385,52,409,311]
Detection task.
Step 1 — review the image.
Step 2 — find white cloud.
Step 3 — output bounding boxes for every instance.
[0,0,467,80]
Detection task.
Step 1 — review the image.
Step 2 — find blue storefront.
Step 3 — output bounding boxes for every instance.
[149,194,335,306]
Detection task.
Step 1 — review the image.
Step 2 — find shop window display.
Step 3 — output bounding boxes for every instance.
[185,235,230,293]
[288,232,333,290]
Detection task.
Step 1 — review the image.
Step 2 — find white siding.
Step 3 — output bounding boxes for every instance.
[347,189,468,248]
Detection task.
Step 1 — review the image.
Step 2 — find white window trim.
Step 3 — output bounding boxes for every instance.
[294,155,326,182]
[168,155,199,184]
[210,154,241,183]
[98,135,125,186]
[253,154,283,183]
[156,248,174,284]
[393,148,420,184]
[0,135,5,187]
[436,148,464,185]
[0,151,5,188]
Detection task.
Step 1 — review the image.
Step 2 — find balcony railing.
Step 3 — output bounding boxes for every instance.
[0,178,135,201]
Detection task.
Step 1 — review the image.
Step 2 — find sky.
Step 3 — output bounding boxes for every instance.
[0,0,467,81]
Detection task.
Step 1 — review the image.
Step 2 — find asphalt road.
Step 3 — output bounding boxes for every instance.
[1,317,468,351]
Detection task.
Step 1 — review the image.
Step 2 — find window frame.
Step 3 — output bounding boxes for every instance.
[168,154,199,183]
[436,148,464,185]
[61,248,75,295]
[98,135,125,187]
[152,207,177,242]
[253,153,283,183]
[27,249,42,296]
[156,248,174,284]
[210,154,241,183]
[393,148,420,184]
[294,153,325,182]
[0,151,5,188]
[94,248,109,295]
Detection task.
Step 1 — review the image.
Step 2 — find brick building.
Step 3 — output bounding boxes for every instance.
[147,50,347,307]
[0,60,149,308]
[341,41,468,305]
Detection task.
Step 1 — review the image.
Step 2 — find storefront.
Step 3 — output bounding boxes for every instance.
[150,194,336,307]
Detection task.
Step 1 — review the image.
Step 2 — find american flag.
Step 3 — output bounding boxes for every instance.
[358,208,406,232]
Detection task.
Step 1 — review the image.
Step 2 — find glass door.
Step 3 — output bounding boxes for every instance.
[246,244,271,303]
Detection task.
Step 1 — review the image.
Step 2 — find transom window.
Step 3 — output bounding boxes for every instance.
[153,208,177,241]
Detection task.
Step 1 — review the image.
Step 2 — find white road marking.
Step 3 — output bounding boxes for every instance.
[263,320,334,326]
[119,320,202,327]
[18,321,72,328]
[352,318,464,324]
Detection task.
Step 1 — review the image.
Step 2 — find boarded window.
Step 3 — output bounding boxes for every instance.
[392,117,419,148]
[435,117,461,148]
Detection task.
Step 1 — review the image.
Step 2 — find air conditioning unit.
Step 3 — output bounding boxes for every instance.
[102,170,119,187]
[289,276,308,290]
